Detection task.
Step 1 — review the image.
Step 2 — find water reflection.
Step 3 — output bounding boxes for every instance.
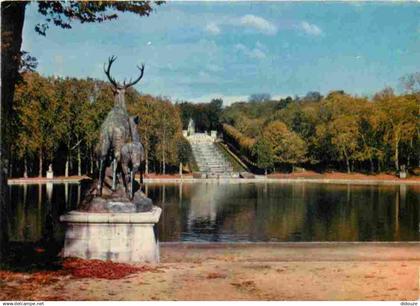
[149,182,419,242]
[7,182,420,243]
[8,183,86,243]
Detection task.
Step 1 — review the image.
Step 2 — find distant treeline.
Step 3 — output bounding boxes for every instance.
[176,98,223,132]
[10,72,193,178]
[10,71,419,177]
[221,87,419,174]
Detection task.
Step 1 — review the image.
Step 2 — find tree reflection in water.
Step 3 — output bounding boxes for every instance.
[6,182,420,244]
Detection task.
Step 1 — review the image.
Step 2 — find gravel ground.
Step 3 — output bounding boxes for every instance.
[1,242,419,301]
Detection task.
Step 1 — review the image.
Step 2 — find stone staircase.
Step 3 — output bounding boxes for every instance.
[188,133,238,178]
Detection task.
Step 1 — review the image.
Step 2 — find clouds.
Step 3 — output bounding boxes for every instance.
[204,14,323,40]
[239,14,277,35]
[204,14,277,36]
[300,21,323,36]
[205,23,221,35]
[234,43,267,60]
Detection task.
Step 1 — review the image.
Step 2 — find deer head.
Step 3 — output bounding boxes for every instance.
[103,55,145,108]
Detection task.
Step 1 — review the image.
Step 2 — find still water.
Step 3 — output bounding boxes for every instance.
[7,182,419,243]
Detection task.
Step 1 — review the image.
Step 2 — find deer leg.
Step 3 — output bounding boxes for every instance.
[130,168,135,199]
[120,163,130,198]
[97,158,104,196]
[112,158,117,191]
[139,166,144,193]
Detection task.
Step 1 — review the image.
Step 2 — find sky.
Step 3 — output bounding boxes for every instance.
[22,1,420,105]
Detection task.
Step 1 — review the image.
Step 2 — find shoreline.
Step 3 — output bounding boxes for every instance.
[144,177,420,185]
[7,176,420,185]
[7,175,91,185]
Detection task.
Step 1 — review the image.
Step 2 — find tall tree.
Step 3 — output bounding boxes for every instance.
[252,137,274,176]
[128,94,160,174]
[176,136,193,176]
[376,93,418,171]
[14,72,65,177]
[262,121,307,166]
[155,99,182,174]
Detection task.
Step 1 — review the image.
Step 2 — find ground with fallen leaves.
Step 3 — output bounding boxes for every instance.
[0,243,419,301]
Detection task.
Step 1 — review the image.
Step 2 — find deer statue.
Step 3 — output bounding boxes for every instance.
[97,56,145,198]
[121,115,145,199]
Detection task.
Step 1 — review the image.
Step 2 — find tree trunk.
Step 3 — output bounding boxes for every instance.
[24,157,28,178]
[179,162,182,177]
[343,149,350,174]
[90,148,94,175]
[162,131,166,175]
[1,1,27,261]
[145,149,149,174]
[65,157,69,177]
[77,143,81,176]
[369,157,374,173]
[8,158,12,178]
[265,168,267,177]
[407,138,413,168]
[38,150,43,177]
[395,138,400,171]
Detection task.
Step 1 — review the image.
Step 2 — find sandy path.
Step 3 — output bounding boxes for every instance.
[1,243,419,301]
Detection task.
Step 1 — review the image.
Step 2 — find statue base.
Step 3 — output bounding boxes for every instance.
[60,206,162,263]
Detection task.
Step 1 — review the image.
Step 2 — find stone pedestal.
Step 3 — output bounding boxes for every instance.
[60,206,162,263]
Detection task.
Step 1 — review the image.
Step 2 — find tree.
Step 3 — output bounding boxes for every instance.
[376,93,418,171]
[207,98,223,130]
[155,99,182,174]
[329,115,359,173]
[128,94,160,174]
[14,72,65,177]
[262,121,307,166]
[176,136,193,176]
[352,100,386,173]
[252,137,274,176]
[400,72,420,94]
[302,91,322,103]
[249,93,271,103]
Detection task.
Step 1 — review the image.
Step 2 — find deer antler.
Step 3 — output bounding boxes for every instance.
[123,64,145,89]
[103,55,119,88]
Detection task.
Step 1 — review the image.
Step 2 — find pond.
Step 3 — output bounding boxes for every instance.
[7,181,420,244]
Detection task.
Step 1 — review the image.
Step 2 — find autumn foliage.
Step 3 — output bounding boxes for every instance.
[62,257,159,279]
[221,88,419,174]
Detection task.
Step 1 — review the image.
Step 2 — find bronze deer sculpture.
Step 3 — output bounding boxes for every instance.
[97,56,145,198]
[121,116,145,198]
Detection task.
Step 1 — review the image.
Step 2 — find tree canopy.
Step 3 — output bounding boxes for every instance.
[220,86,419,174]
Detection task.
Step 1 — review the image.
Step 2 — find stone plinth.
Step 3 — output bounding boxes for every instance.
[60,206,162,263]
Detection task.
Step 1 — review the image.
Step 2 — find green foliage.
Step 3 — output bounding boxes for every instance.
[222,123,256,157]
[176,136,192,165]
[127,94,185,174]
[252,137,274,171]
[177,98,223,131]
[13,72,64,161]
[220,87,420,173]
[262,121,307,165]
[35,1,164,35]
[248,93,271,103]
[12,72,186,177]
